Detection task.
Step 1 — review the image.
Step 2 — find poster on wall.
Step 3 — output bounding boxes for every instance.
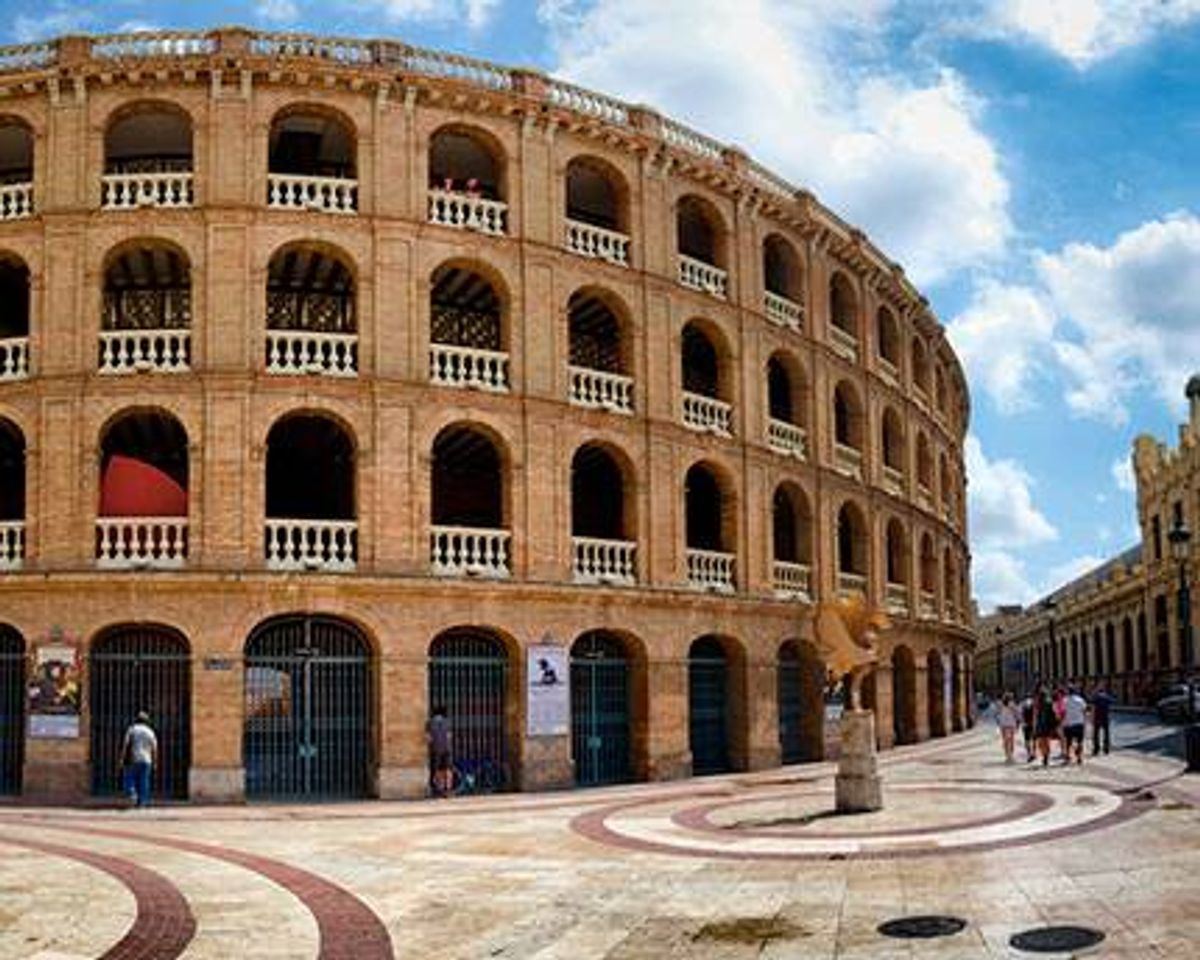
[526,644,569,737]
[27,640,82,738]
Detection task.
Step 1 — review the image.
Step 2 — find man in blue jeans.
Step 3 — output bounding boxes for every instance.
[121,711,158,807]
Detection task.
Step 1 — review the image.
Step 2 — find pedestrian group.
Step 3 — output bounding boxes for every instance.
[995,683,1114,766]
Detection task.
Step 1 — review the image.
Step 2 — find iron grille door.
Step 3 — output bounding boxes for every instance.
[777,650,801,764]
[428,631,508,790]
[689,644,729,775]
[0,627,23,795]
[90,627,191,800]
[244,616,372,800]
[570,634,631,787]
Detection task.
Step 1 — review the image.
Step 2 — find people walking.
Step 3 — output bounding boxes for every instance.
[121,711,157,807]
[1062,687,1088,764]
[1034,685,1058,767]
[1091,684,1115,755]
[996,692,1021,764]
[1020,693,1036,762]
[426,705,453,798]
[1052,686,1068,761]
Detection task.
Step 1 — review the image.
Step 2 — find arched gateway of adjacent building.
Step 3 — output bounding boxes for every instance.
[0,623,24,795]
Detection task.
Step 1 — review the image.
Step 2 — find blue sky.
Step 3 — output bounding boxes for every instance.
[4,0,1198,612]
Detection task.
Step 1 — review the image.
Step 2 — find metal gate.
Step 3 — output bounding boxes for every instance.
[428,630,508,790]
[689,637,729,775]
[0,625,24,795]
[570,632,631,787]
[777,643,801,764]
[244,616,373,800]
[90,625,191,800]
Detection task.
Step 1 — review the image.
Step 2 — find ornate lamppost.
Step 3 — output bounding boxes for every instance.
[1167,518,1193,722]
[1042,597,1058,683]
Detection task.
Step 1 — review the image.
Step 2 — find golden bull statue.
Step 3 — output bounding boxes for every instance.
[814,594,888,710]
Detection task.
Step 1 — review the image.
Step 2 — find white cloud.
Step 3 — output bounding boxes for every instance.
[13,5,94,42]
[257,0,300,23]
[1111,456,1135,492]
[973,549,1039,609]
[538,0,1011,287]
[353,0,499,29]
[965,435,1058,550]
[1045,553,1107,588]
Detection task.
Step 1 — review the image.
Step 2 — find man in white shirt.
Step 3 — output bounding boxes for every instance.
[121,711,158,807]
[1061,688,1088,765]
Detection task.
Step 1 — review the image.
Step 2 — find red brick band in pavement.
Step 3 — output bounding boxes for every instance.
[1,833,195,960]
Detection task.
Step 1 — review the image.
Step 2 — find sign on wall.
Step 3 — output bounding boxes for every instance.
[526,643,569,737]
[27,636,82,739]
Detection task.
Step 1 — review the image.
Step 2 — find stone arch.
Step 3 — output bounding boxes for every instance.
[892,644,917,744]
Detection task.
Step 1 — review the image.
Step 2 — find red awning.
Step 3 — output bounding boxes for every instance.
[99,454,187,517]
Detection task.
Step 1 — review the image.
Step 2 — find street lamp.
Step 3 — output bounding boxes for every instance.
[1167,518,1193,724]
[994,625,1005,694]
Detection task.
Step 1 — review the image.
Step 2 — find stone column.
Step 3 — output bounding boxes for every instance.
[645,657,689,780]
[873,662,895,750]
[376,649,428,799]
[743,655,781,770]
[914,663,931,741]
[835,709,882,812]
[189,655,245,802]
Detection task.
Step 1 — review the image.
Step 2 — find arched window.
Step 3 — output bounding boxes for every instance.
[428,126,506,234]
[833,383,864,477]
[828,272,858,357]
[676,195,727,297]
[0,419,25,568]
[836,501,868,587]
[772,483,812,599]
[876,306,899,370]
[0,255,30,380]
[571,444,634,586]
[266,244,357,377]
[429,424,510,578]
[886,518,909,586]
[103,103,193,208]
[943,547,957,618]
[430,263,509,392]
[911,336,931,396]
[100,242,191,374]
[0,119,33,187]
[267,108,357,213]
[567,289,631,414]
[681,321,731,436]
[565,157,627,264]
[881,407,905,476]
[762,234,802,327]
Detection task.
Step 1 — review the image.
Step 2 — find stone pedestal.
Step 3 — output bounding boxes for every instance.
[835,709,883,813]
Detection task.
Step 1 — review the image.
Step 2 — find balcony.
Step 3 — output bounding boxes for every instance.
[565,220,629,267]
[569,366,633,415]
[882,464,905,496]
[773,560,811,601]
[429,344,510,392]
[0,337,28,381]
[0,521,24,570]
[885,582,910,616]
[266,331,358,378]
[427,188,507,236]
[572,536,637,586]
[95,518,187,570]
[682,392,732,437]
[430,525,511,579]
[837,571,867,598]
[678,255,727,299]
[687,548,735,593]
[267,173,358,215]
[0,182,33,221]
[763,291,803,331]
[877,356,899,386]
[834,442,863,480]
[913,386,929,411]
[829,325,858,362]
[101,171,193,209]
[919,590,937,619]
[264,519,357,572]
[916,484,933,511]
[767,419,807,460]
[98,329,191,374]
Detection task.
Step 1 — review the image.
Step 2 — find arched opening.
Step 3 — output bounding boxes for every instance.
[676,195,723,267]
[916,432,933,496]
[1105,622,1116,677]
[103,104,193,207]
[571,443,631,538]
[772,484,812,566]
[266,243,357,376]
[950,652,965,731]
[428,628,512,790]
[90,624,191,800]
[0,416,25,527]
[763,234,802,303]
[943,548,957,619]
[892,645,917,744]
[886,518,909,587]
[829,271,858,339]
[681,321,723,399]
[244,615,373,799]
[429,126,502,200]
[685,462,730,553]
[778,639,826,764]
[911,337,931,396]
[876,306,900,369]
[927,650,947,737]
[269,109,355,179]
[1122,617,1134,674]
[919,533,936,599]
[935,364,948,414]
[767,354,801,425]
[836,501,868,591]
[565,156,625,233]
[0,256,30,379]
[882,407,905,474]
[0,624,24,794]
[833,381,864,452]
[567,288,631,412]
[430,425,509,577]
[570,630,636,786]
[0,119,32,185]
[430,262,508,391]
[101,242,191,373]
[688,636,734,774]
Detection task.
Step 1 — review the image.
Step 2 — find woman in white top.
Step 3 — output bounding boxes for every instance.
[995,692,1021,764]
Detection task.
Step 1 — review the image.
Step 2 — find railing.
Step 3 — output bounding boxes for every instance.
[916,484,933,510]
[913,385,930,411]
[249,33,373,64]
[98,329,190,374]
[0,182,33,220]
[101,171,193,209]
[919,590,937,619]
[678,255,727,298]
[767,419,807,459]
[569,366,633,414]
[427,189,507,235]
[0,336,28,381]
[773,560,811,600]
[95,518,188,570]
[264,519,357,572]
[763,291,803,331]
[93,31,217,59]
[0,42,55,71]
[573,537,637,586]
[0,521,23,570]
[662,118,724,161]
[430,525,511,578]
[837,571,867,598]
[885,582,910,615]
[882,464,905,495]
[834,442,863,479]
[388,44,514,90]
[747,161,795,199]
[565,220,629,266]
[829,324,858,361]
[267,173,358,214]
[686,548,735,593]
[682,391,732,437]
[877,356,899,385]
[429,343,510,392]
[266,331,358,377]
[546,79,629,124]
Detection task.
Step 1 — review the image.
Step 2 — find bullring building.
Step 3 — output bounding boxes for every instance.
[0,28,974,803]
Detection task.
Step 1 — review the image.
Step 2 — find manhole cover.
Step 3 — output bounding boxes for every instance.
[878,915,967,939]
[1010,925,1106,953]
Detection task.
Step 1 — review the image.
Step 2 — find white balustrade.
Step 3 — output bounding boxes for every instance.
[830,324,859,361]
[773,560,811,600]
[95,518,188,570]
[92,32,216,59]
[249,33,373,64]
[0,41,55,71]
[0,182,33,220]
[882,464,905,495]
[565,220,630,266]
[834,442,863,479]
[919,590,937,619]
[682,391,732,437]
[265,519,357,572]
[573,537,637,586]
[0,337,28,381]
[678,255,727,299]
[0,521,24,570]
[687,548,736,593]
[266,331,358,377]
[396,46,514,90]
[101,171,194,209]
[569,366,633,414]
[546,80,630,124]
[267,173,358,214]
[837,571,867,597]
[763,291,803,330]
[427,188,507,235]
[767,419,807,459]
[886,582,910,615]
[430,525,511,578]
[430,343,510,392]
[662,118,724,161]
[747,161,795,198]
[98,329,190,374]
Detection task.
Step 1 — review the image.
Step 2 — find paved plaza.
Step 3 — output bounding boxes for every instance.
[2,721,1198,959]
